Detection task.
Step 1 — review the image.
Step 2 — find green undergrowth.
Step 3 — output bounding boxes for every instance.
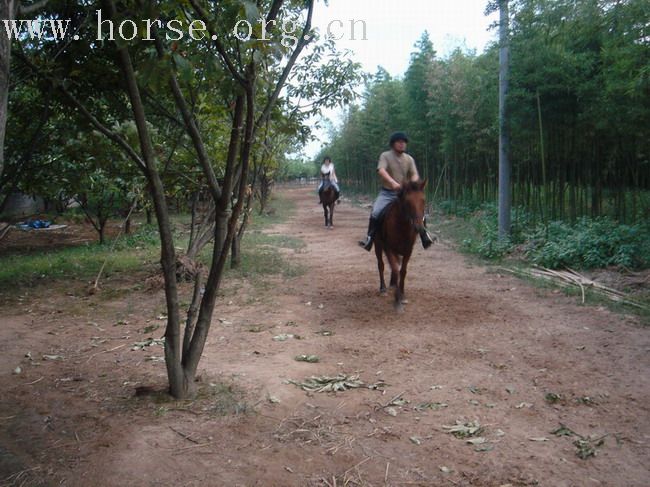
[0,223,161,289]
[437,202,650,270]
[0,193,305,294]
[437,202,650,319]
[196,194,306,283]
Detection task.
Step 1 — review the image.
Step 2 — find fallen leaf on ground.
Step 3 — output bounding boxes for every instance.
[416,402,448,411]
[551,424,577,437]
[443,420,483,438]
[466,437,487,445]
[42,354,65,361]
[131,338,165,351]
[273,334,298,341]
[288,374,366,393]
[294,355,320,363]
[315,330,334,336]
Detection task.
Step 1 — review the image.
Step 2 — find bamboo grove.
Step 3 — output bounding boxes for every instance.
[321,0,649,224]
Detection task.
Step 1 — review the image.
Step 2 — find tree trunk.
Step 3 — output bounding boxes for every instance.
[186,196,216,261]
[231,191,253,269]
[498,0,511,240]
[107,0,185,398]
[0,0,18,184]
[536,89,546,223]
[182,86,255,385]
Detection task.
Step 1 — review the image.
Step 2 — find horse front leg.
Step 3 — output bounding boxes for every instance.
[385,252,403,311]
[388,254,400,289]
[374,242,386,294]
[323,204,328,227]
[399,253,412,305]
[329,203,334,228]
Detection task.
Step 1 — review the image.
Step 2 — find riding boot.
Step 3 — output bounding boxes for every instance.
[419,227,436,249]
[358,217,378,251]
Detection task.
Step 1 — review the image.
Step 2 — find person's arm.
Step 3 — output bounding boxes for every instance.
[408,156,420,182]
[378,167,401,191]
[331,165,338,183]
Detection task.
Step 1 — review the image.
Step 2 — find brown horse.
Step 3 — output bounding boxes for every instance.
[320,180,337,228]
[374,180,427,311]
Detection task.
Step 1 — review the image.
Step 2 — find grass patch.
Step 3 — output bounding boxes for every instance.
[0,231,160,289]
[196,194,307,283]
[249,193,297,229]
[200,381,251,416]
[0,194,305,295]
[243,231,305,251]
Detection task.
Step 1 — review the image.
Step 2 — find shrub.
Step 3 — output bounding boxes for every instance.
[443,202,650,270]
[525,218,650,270]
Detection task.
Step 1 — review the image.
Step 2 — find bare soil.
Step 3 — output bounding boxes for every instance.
[1,185,649,487]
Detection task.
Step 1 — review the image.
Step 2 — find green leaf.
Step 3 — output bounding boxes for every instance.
[240,0,259,23]
[172,52,193,83]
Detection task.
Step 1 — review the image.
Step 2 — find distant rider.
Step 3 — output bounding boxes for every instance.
[318,156,340,203]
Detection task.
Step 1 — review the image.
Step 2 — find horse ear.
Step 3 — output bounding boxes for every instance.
[419,179,427,191]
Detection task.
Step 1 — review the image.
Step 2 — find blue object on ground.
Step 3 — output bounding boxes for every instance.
[17,219,52,229]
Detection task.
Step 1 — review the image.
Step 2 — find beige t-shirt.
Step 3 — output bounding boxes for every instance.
[377,150,419,189]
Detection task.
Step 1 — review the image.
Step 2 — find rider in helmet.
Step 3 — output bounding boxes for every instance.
[358,132,435,251]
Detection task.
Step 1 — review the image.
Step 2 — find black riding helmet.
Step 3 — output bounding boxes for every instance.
[389,131,409,146]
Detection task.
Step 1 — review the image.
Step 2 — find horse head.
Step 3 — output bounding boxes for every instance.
[398,179,427,234]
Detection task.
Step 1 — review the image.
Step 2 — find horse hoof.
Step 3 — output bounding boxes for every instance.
[394,302,405,313]
[401,299,409,305]
[379,288,387,296]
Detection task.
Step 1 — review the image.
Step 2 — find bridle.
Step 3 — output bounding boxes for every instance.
[400,190,425,233]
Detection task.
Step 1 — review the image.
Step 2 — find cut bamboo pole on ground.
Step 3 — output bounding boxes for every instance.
[497,266,650,311]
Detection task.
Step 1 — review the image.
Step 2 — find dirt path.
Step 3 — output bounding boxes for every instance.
[1,185,649,487]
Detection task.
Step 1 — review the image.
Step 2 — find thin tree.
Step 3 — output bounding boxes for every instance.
[0,0,48,197]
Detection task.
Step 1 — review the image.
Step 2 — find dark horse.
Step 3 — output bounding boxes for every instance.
[320,179,337,228]
[374,180,427,311]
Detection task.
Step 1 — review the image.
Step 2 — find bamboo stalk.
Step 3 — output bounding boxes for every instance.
[497,266,650,311]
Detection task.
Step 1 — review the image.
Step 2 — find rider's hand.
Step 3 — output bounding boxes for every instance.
[390,180,401,191]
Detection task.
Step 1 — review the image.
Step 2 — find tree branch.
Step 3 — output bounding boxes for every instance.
[187,0,247,87]
[13,49,147,172]
[266,0,284,23]
[255,0,314,132]
[152,32,222,202]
